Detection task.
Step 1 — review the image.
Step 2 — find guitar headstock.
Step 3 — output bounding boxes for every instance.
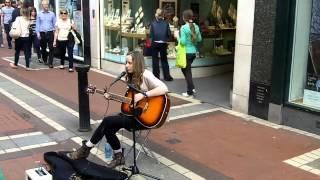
[87,84,96,94]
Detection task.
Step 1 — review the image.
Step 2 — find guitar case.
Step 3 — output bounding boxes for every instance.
[43,151,128,180]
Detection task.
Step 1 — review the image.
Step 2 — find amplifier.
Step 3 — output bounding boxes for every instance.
[25,167,52,180]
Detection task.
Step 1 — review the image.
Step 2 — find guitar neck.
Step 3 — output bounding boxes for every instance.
[94,88,132,104]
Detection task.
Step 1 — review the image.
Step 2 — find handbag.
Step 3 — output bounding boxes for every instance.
[9,17,21,39]
[175,41,186,68]
[69,29,82,46]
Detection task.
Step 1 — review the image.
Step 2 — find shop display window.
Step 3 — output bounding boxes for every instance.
[101,0,237,63]
[289,0,320,111]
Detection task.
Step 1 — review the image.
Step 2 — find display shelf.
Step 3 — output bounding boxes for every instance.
[121,32,147,39]
[105,26,121,31]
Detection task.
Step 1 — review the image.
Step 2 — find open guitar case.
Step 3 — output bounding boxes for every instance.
[43,151,128,180]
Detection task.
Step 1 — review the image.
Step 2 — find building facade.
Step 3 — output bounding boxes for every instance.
[44,0,320,133]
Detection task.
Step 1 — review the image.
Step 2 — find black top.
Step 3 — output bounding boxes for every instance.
[150,19,171,42]
[10,7,20,24]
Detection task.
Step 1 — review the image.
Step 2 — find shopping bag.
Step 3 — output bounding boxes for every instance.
[9,17,21,39]
[175,41,186,68]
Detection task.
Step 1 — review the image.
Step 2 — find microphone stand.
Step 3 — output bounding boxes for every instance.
[122,82,161,180]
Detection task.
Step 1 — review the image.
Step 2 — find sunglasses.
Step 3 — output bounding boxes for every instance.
[5,2,10,3]
[60,12,68,15]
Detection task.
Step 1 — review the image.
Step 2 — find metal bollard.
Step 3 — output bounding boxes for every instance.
[75,64,91,132]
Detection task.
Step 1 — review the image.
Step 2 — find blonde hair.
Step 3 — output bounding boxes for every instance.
[59,8,69,18]
[20,7,30,19]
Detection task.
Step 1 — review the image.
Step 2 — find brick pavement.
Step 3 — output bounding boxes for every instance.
[1,47,320,179]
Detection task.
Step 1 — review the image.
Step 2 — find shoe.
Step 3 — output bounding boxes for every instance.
[106,152,125,168]
[68,68,74,72]
[192,89,196,94]
[9,63,18,69]
[38,59,43,63]
[25,67,31,71]
[59,65,64,69]
[0,44,4,48]
[8,46,12,49]
[48,64,53,68]
[164,77,174,81]
[67,140,92,160]
[182,92,194,98]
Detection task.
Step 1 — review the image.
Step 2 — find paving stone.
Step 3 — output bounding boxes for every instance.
[22,97,50,107]
[306,158,320,169]
[169,103,217,118]
[48,130,76,142]
[0,140,18,150]
[12,134,53,147]
[16,94,40,101]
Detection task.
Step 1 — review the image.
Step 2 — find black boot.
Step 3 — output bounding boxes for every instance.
[106,152,125,168]
[67,140,92,160]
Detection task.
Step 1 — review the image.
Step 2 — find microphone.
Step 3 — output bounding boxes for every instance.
[110,71,126,86]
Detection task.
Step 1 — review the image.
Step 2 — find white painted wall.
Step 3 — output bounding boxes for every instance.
[232,0,255,113]
[90,0,101,69]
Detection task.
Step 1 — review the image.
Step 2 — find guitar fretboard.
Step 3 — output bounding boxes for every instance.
[94,88,132,104]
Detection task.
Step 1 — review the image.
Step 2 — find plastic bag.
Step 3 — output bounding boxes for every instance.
[175,41,186,68]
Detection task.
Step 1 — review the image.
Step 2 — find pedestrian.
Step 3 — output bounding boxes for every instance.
[2,0,14,49]
[150,8,173,81]
[9,7,31,70]
[0,4,5,47]
[36,0,56,68]
[174,9,202,98]
[10,0,23,23]
[66,51,169,169]
[53,9,75,72]
[29,7,41,63]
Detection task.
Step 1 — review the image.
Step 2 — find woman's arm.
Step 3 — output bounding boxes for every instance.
[134,71,169,103]
[53,26,59,47]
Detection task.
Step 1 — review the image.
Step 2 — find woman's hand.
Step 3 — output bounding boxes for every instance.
[71,23,76,30]
[53,41,56,47]
[134,93,144,104]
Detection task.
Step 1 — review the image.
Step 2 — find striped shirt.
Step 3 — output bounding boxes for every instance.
[29,17,37,35]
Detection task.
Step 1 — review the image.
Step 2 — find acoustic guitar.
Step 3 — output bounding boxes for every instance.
[87,85,170,129]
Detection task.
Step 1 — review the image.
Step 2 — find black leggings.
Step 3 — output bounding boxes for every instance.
[90,113,144,150]
[181,53,196,95]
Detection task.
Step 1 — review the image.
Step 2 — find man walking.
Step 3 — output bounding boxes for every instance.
[2,0,14,49]
[36,0,56,68]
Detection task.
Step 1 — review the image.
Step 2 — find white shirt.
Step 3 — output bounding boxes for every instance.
[55,19,73,40]
[16,16,30,37]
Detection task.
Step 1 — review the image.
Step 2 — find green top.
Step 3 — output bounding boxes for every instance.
[180,23,202,54]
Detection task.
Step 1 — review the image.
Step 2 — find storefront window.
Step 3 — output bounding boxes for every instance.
[101,0,237,64]
[289,0,320,111]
